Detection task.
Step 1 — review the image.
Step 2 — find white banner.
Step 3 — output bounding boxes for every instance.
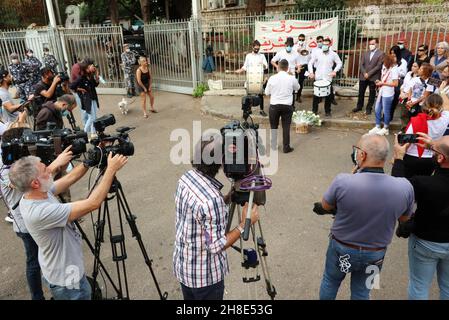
[255,18,339,53]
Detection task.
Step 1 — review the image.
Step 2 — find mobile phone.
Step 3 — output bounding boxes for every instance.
[398,133,418,144]
[427,77,442,87]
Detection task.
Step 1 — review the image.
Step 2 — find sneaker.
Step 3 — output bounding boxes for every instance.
[260,110,268,117]
[5,213,13,223]
[352,107,362,113]
[283,146,294,153]
[369,126,381,135]
[378,128,389,136]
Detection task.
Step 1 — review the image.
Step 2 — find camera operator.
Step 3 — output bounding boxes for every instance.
[318,133,414,300]
[265,59,299,154]
[0,68,30,124]
[8,152,128,300]
[0,127,73,300]
[173,136,259,300]
[35,94,76,131]
[33,67,64,106]
[392,132,449,299]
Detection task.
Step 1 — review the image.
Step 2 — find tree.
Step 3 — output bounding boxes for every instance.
[140,0,151,23]
[295,0,346,10]
[110,0,119,24]
[246,0,266,15]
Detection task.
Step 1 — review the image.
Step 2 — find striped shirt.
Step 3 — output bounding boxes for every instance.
[173,169,229,288]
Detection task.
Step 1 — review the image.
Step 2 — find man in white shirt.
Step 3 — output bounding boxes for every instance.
[293,34,311,103]
[308,38,343,116]
[236,40,269,116]
[265,59,300,154]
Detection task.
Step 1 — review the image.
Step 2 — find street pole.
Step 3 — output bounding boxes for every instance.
[45,0,70,72]
[45,0,57,28]
[192,0,201,19]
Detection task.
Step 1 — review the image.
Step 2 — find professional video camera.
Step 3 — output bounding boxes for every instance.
[86,114,135,168]
[1,126,88,166]
[57,72,70,82]
[241,95,261,121]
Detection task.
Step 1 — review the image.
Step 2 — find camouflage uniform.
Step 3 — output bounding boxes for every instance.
[106,46,117,81]
[43,53,59,74]
[23,56,42,97]
[8,62,29,101]
[121,51,136,95]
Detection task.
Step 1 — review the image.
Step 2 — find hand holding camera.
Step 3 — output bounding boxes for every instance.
[106,153,128,174]
[50,145,74,172]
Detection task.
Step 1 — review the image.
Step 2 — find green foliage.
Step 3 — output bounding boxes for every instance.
[193,83,209,98]
[294,0,346,10]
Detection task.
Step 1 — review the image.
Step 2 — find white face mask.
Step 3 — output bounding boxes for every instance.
[11,59,19,64]
[369,44,376,51]
[298,40,304,45]
[125,48,130,53]
[27,53,33,57]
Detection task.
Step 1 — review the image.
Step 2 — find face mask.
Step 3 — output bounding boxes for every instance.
[286,46,292,53]
[398,44,404,50]
[369,44,376,51]
[61,109,70,117]
[317,42,323,49]
[38,175,54,193]
[322,45,329,52]
[126,49,130,53]
[11,59,19,64]
[298,40,304,45]
[27,53,33,57]
[351,149,358,166]
[253,48,260,54]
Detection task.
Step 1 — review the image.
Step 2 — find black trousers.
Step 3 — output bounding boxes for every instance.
[313,94,332,114]
[296,66,307,100]
[269,104,293,150]
[356,80,376,111]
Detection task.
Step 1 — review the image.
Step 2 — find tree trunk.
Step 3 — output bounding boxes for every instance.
[165,0,170,20]
[246,0,266,15]
[110,0,119,25]
[140,0,151,23]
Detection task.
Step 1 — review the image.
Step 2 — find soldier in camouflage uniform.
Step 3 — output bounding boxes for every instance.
[121,44,136,97]
[8,53,29,102]
[42,47,59,74]
[23,49,42,98]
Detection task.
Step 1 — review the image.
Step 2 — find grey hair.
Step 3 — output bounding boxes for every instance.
[437,41,449,57]
[360,133,390,162]
[9,156,42,193]
[57,94,75,106]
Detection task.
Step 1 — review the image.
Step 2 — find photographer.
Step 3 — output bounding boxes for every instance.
[0,127,73,300]
[392,133,449,300]
[33,67,65,106]
[0,68,30,124]
[173,136,259,300]
[35,94,76,131]
[8,152,128,300]
[318,134,414,300]
[401,94,449,178]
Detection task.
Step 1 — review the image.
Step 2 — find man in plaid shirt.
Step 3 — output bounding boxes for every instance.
[173,137,259,300]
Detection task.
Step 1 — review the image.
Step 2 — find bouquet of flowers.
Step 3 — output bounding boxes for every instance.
[292,110,322,126]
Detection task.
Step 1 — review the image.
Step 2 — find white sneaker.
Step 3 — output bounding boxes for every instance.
[378,128,389,136]
[369,126,381,135]
[5,213,13,223]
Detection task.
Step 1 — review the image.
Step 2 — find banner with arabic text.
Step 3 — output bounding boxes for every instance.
[255,18,339,53]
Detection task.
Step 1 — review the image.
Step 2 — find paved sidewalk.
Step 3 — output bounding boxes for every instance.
[201,90,402,131]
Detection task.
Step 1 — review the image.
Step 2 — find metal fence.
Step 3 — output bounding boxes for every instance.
[1,4,449,94]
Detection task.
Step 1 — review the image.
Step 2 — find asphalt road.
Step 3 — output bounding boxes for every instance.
[0,91,439,300]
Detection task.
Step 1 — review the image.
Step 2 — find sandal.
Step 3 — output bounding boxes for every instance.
[151,109,158,113]
[143,113,149,118]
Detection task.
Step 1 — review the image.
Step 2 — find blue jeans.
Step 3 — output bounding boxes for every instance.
[16,232,44,300]
[375,95,394,127]
[319,238,386,300]
[43,275,92,300]
[81,100,98,134]
[408,234,449,300]
[181,280,224,300]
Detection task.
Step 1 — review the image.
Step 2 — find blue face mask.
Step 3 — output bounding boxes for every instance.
[61,110,69,117]
[286,46,292,53]
[322,45,329,52]
[317,42,323,49]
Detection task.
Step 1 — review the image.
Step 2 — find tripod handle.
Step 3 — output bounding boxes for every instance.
[242,183,256,241]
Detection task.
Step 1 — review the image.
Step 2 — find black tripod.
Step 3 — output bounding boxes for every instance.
[76,170,167,300]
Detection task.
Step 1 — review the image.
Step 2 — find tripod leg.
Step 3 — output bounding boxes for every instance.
[116,182,168,300]
[91,203,108,298]
[255,218,277,300]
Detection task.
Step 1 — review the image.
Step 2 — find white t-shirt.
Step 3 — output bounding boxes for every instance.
[409,77,435,103]
[379,65,399,97]
[401,71,416,94]
[271,49,301,74]
[242,53,268,71]
[397,59,408,78]
[265,71,300,105]
[406,111,449,158]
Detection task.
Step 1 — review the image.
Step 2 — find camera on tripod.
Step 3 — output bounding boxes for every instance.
[1,125,88,165]
[86,114,135,168]
[242,95,261,120]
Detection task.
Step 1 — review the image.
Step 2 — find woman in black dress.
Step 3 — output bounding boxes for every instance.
[136,56,156,118]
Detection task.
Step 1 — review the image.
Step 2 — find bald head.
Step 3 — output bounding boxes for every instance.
[359,133,390,164]
[434,136,449,165]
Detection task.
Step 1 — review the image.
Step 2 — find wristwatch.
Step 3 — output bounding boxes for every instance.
[236,225,244,234]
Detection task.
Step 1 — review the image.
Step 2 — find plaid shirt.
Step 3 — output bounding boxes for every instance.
[173,169,229,288]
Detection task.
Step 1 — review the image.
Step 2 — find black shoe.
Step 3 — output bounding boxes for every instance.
[331,99,338,105]
[296,97,302,103]
[260,110,268,117]
[325,113,332,118]
[352,107,362,113]
[283,146,294,153]
[366,109,372,115]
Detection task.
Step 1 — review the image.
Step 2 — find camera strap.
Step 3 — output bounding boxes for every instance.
[359,167,385,174]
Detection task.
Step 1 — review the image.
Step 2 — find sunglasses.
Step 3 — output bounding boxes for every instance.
[417,49,425,52]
